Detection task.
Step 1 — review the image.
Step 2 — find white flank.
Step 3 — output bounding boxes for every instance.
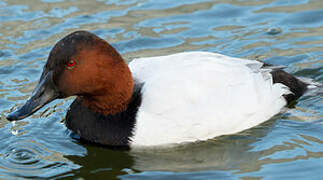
[128,52,291,146]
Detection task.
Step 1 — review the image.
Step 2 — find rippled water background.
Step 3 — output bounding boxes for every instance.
[0,0,322,179]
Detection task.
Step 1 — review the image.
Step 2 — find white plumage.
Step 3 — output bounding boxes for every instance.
[128,52,290,146]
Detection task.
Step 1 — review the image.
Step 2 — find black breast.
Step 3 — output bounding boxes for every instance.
[65,83,143,147]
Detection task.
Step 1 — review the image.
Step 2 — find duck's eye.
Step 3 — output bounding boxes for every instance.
[66,59,77,70]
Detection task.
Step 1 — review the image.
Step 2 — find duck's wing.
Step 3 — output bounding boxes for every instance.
[128,52,290,146]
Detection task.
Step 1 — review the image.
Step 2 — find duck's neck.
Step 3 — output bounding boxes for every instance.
[82,58,134,115]
[66,82,143,146]
[82,84,134,115]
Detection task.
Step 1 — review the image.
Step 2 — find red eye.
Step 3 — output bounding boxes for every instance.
[66,59,77,69]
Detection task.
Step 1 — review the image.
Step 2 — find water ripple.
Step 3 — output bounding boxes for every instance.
[0,138,81,179]
[0,141,48,177]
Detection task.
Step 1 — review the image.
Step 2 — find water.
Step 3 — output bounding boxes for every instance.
[0,0,322,179]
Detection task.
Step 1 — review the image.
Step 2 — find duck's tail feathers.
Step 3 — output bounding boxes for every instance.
[269,69,308,105]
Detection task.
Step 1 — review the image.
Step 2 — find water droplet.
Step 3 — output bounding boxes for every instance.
[11,129,18,136]
[267,27,282,35]
[11,121,19,136]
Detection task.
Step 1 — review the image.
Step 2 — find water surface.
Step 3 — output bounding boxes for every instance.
[0,0,322,179]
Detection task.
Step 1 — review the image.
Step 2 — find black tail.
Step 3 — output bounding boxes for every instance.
[263,64,308,105]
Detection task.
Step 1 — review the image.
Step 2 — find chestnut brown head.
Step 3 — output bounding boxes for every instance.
[7,31,134,121]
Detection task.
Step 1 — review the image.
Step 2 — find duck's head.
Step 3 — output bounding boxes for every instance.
[7,31,134,121]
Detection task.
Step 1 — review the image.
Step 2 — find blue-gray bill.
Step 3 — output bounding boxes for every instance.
[6,71,59,121]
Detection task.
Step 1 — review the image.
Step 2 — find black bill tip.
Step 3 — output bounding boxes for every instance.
[6,109,26,121]
[6,71,60,122]
[6,99,43,121]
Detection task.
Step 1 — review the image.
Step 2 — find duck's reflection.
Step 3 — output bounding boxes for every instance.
[64,143,135,179]
[130,119,276,173]
[64,118,277,178]
[62,116,323,179]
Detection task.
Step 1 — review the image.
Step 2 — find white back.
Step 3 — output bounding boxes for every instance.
[129,52,290,146]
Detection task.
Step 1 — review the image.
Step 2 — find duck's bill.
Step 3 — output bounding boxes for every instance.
[6,71,59,121]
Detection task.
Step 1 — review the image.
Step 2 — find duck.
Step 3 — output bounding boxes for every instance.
[6,30,308,147]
